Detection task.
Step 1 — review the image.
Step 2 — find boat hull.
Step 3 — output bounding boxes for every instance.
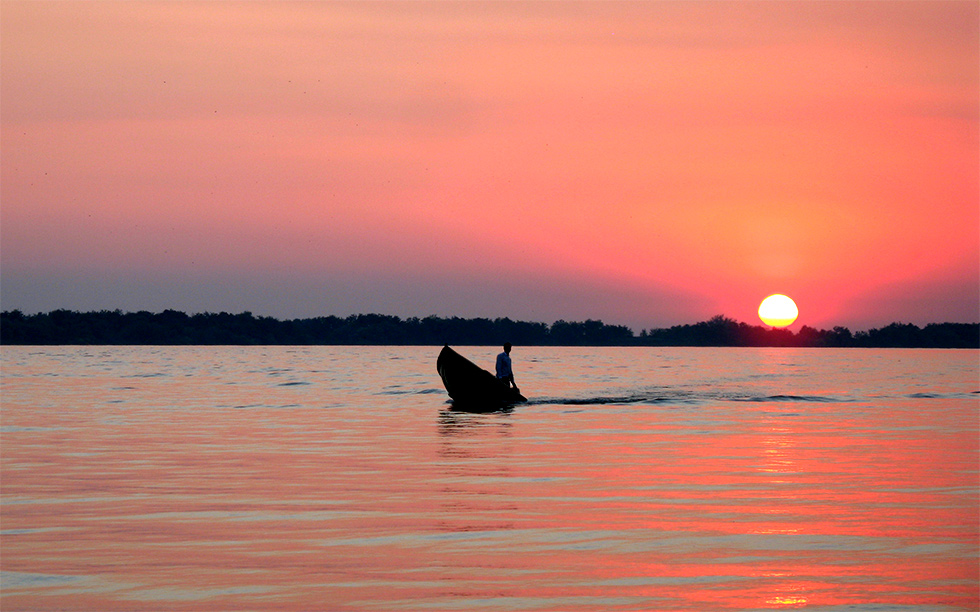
[437,345,527,409]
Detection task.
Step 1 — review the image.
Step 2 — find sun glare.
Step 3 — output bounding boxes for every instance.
[758,294,799,327]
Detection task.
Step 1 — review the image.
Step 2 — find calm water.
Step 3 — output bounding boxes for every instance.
[1,346,977,611]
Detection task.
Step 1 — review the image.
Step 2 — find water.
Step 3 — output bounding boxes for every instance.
[1,346,977,611]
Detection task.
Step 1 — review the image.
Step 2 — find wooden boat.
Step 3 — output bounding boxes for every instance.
[437,345,527,408]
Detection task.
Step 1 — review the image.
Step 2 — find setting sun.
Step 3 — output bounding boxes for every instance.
[759,294,799,327]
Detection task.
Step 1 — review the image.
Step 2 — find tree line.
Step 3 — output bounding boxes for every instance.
[1,310,976,348]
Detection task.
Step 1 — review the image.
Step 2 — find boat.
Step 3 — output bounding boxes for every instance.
[437,345,527,409]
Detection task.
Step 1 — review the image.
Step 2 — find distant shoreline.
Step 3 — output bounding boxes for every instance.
[1,310,977,349]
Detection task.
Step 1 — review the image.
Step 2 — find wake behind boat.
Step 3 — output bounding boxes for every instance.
[437,345,527,409]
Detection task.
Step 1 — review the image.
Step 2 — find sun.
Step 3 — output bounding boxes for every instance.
[758,294,799,327]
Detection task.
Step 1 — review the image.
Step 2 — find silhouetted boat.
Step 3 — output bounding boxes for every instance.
[437,345,527,409]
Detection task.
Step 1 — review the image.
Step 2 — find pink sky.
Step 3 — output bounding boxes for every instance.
[2,1,977,331]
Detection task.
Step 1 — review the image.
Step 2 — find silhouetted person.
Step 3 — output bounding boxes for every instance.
[496,342,518,391]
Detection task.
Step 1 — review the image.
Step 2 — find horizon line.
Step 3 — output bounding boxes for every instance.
[3,308,978,336]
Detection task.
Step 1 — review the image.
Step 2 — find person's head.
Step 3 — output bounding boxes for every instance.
[503,342,512,354]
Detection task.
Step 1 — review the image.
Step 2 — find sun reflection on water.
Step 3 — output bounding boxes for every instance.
[766,594,809,608]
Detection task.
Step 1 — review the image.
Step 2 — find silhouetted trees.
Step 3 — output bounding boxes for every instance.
[549,319,634,345]
[0,309,976,348]
[637,316,870,347]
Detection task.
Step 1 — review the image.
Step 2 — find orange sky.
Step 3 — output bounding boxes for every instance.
[2,1,977,330]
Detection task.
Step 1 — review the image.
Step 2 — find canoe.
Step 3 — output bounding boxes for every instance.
[437,345,527,408]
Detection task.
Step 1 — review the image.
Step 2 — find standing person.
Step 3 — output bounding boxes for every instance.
[495,343,518,391]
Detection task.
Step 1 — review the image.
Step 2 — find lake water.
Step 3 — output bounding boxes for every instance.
[1,346,977,611]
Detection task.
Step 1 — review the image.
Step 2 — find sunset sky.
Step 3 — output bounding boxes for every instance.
[2,1,977,331]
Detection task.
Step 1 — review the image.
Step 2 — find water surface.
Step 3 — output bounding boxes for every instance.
[2,346,977,610]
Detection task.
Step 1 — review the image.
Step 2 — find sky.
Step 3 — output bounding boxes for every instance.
[2,1,978,332]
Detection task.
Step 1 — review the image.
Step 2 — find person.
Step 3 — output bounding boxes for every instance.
[495,342,518,391]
